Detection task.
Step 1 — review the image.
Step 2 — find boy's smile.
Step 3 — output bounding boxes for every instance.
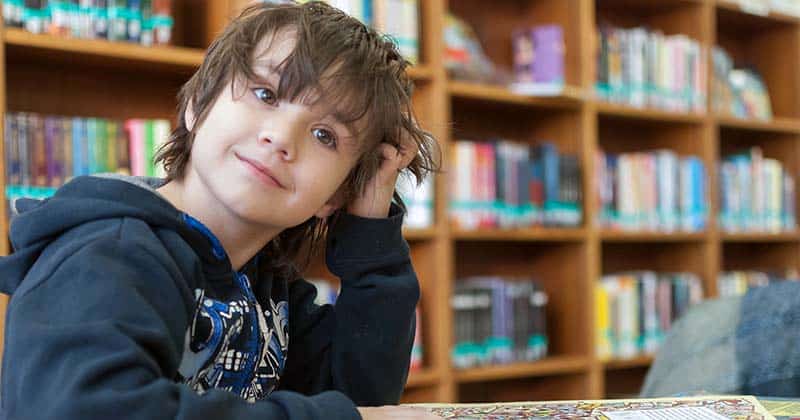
[234,151,287,190]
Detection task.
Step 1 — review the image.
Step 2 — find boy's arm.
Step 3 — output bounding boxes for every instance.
[2,237,360,420]
[278,204,419,405]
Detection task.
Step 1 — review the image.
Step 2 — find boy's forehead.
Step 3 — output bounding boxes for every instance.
[252,30,297,72]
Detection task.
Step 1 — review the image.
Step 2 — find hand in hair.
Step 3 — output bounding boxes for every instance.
[347,130,419,219]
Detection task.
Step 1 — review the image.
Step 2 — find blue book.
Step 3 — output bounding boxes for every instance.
[535,142,559,224]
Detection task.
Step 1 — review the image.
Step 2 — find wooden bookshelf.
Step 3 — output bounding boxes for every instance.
[603,355,655,370]
[4,27,204,73]
[722,231,800,242]
[452,227,586,242]
[716,115,800,134]
[599,231,708,242]
[406,369,442,388]
[402,227,439,241]
[447,81,584,109]
[3,0,800,407]
[454,356,590,383]
[595,102,706,124]
[716,0,800,25]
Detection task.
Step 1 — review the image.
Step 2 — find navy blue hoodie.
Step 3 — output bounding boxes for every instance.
[0,175,419,419]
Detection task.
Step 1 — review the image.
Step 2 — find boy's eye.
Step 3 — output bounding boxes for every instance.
[252,88,278,105]
[312,128,337,148]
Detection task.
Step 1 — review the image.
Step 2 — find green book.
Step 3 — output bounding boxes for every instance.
[144,120,156,177]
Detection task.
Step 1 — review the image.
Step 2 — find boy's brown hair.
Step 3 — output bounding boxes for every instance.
[155,1,439,273]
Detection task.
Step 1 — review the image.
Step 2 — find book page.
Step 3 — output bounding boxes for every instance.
[602,406,728,420]
[411,395,775,419]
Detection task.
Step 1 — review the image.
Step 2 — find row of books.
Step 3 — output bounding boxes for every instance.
[595,150,708,233]
[3,112,434,231]
[510,25,565,96]
[729,0,800,16]
[595,271,703,360]
[596,25,707,113]
[4,0,174,46]
[712,46,772,120]
[449,140,582,230]
[720,147,796,233]
[452,277,548,369]
[268,0,419,64]
[396,174,434,229]
[3,112,170,200]
[309,279,424,371]
[718,270,799,298]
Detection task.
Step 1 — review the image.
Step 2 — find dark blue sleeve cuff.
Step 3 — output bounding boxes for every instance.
[326,203,409,267]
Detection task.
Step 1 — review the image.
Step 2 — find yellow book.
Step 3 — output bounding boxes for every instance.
[595,283,611,360]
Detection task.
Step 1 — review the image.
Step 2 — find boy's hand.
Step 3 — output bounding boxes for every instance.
[347,133,419,219]
[357,406,442,419]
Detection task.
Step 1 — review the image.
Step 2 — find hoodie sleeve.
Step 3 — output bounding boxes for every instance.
[1,236,360,420]
[278,204,419,405]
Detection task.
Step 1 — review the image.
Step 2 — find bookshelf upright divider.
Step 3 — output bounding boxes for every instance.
[0,9,8,369]
[2,0,800,404]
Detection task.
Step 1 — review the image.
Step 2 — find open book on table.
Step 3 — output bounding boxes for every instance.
[411,395,778,419]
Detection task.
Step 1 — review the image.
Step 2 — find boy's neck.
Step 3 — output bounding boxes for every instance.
[157,178,279,272]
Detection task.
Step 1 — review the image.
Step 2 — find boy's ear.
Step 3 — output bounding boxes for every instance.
[184,99,197,132]
[315,188,346,219]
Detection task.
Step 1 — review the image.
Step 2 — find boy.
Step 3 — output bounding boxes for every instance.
[0,2,440,419]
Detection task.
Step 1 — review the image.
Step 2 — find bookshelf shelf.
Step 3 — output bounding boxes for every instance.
[407,65,435,82]
[602,355,655,370]
[598,0,707,10]
[452,227,586,242]
[600,231,708,242]
[716,0,800,25]
[406,369,441,388]
[447,81,584,110]
[721,231,800,242]
[3,28,204,73]
[403,227,439,241]
[454,356,590,384]
[596,102,706,124]
[716,115,800,134]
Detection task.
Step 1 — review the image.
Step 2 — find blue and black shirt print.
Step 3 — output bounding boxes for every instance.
[177,272,289,402]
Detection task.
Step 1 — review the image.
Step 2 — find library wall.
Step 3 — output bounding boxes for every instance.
[3,0,800,405]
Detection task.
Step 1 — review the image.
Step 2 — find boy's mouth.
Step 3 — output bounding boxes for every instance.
[235,152,286,189]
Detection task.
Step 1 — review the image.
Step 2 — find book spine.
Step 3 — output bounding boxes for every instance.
[126,0,142,42]
[115,121,130,175]
[151,0,173,45]
[144,119,155,177]
[152,119,170,177]
[62,117,73,182]
[595,282,611,360]
[107,0,127,41]
[29,114,48,187]
[95,118,108,173]
[17,113,31,189]
[105,120,118,173]
[5,113,22,187]
[93,0,109,39]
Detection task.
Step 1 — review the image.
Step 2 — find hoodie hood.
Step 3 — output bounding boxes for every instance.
[0,175,223,294]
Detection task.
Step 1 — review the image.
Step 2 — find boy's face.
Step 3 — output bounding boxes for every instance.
[185,29,362,232]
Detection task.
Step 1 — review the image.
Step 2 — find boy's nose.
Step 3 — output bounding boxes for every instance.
[259,131,297,161]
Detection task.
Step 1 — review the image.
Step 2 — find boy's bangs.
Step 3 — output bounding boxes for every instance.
[276,36,395,151]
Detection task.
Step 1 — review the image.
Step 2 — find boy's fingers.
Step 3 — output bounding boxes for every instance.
[379,143,404,173]
[396,132,419,169]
